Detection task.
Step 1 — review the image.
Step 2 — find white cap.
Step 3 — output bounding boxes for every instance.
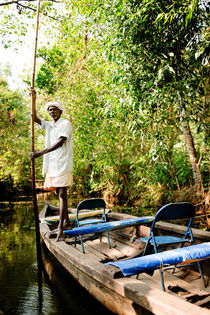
[45,101,65,112]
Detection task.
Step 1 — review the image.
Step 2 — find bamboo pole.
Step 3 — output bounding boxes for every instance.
[30,0,42,263]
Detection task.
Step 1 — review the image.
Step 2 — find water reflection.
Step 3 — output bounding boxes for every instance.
[0,202,113,315]
[41,243,114,315]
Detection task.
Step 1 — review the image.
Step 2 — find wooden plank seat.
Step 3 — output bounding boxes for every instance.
[106,242,210,289]
[64,216,154,238]
[40,209,111,224]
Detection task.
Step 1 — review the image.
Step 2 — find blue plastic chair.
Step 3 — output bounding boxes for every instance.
[75,198,111,253]
[141,202,205,290]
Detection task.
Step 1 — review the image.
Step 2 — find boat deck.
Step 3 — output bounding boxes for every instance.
[65,234,210,308]
[41,204,210,313]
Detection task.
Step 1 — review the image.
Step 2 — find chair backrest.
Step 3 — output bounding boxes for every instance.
[77,198,106,211]
[142,202,196,258]
[154,202,195,222]
[76,198,106,222]
[75,198,111,252]
[150,202,195,235]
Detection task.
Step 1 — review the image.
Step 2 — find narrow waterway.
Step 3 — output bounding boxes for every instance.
[0,201,113,315]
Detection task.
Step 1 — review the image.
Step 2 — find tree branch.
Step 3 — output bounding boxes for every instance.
[197,154,203,168]
[0,0,62,6]
[18,3,60,21]
[0,1,61,21]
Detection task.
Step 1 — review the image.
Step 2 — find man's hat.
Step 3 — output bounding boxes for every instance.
[45,101,65,112]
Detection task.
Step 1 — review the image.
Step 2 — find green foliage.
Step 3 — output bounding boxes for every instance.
[0,0,209,207]
[61,0,208,201]
[0,1,66,48]
[36,45,66,94]
[0,78,32,198]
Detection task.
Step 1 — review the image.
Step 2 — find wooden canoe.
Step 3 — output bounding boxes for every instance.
[39,202,210,315]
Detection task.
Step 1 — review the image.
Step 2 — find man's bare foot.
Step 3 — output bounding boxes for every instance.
[46,231,57,238]
[50,228,58,234]
[63,222,72,230]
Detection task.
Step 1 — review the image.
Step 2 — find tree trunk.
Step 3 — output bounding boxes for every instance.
[180,106,204,194]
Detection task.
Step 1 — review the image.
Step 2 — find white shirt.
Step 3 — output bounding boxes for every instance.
[40,117,73,177]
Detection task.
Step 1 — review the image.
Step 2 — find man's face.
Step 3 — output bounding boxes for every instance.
[48,106,62,121]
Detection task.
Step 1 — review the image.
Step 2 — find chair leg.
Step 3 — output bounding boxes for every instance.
[153,240,158,254]
[152,240,166,290]
[191,237,206,286]
[142,239,150,256]
[106,231,111,249]
[159,269,166,291]
[197,261,206,286]
[142,234,154,256]
[79,235,85,253]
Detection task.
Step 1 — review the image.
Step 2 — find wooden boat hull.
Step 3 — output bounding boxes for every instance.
[40,202,210,315]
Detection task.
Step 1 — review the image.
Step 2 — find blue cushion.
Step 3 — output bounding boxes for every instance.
[64,216,154,237]
[106,242,210,276]
[141,235,191,245]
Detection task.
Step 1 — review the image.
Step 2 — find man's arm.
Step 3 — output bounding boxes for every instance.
[30,136,67,159]
[30,88,41,125]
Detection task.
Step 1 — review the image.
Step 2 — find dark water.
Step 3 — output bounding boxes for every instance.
[0,201,113,315]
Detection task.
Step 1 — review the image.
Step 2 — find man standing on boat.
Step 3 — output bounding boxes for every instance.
[30,88,73,241]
